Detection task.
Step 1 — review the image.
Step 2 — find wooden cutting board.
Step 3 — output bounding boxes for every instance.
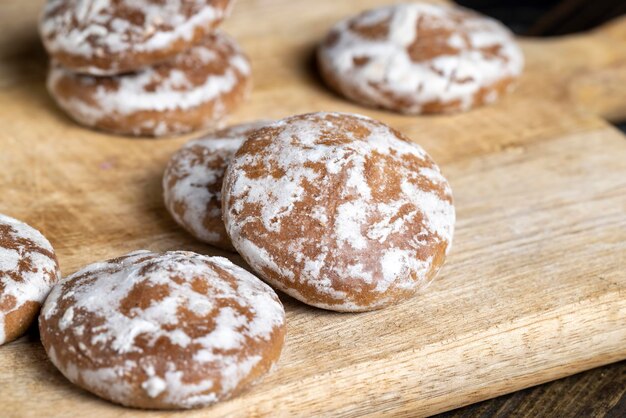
[1,1,625,416]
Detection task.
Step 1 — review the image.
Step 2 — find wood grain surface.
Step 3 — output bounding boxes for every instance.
[1,1,625,417]
[439,360,626,417]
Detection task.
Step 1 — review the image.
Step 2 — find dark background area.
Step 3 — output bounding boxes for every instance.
[438,2,626,417]
[455,0,626,36]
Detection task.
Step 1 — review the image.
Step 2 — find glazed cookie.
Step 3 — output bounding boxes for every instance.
[222,112,455,312]
[47,32,251,137]
[318,3,524,114]
[39,250,285,409]
[0,214,59,345]
[40,0,234,75]
[163,120,271,251]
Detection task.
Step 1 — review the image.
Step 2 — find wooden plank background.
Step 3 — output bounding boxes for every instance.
[1,1,625,416]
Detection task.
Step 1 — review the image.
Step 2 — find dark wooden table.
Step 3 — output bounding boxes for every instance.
[438,360,626,417]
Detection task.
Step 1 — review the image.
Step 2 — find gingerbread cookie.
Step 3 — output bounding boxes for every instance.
[0,214,59,345]
[47,32,251,137]
[163,120,271,251]
[39,250,285,409]
[318,3,524,114]
[40,0,234,75]
[222,112,455,312]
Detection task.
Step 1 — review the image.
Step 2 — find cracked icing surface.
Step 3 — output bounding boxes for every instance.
[40,0,234,74]
[39,250,285,409]
[222,112,455,312]
[164,120,272,251]
[0,214,59,345]
[318,2,524,114]
[47,32,251,137]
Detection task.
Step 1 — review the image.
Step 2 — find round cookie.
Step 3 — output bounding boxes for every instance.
[318,3,524,114]
[222,112,455,312]
[40,0,234,75]
[0,214,60,345]
[39,250,285,409]
[47,32,251,137]
[163,120,271,251]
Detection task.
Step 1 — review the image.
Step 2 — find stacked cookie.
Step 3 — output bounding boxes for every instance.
[164,112,456,312]
[39,0,251,137]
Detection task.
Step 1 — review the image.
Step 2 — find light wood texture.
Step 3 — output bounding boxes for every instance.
[1,1,626,417]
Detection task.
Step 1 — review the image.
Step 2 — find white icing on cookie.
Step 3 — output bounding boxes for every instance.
[47,32,251,137]
[318,3,524,113]
[222,112,455,311]
[40,0,234,74]
[0,214,59,345]
[163,120,272,250]
[40,251,285,409]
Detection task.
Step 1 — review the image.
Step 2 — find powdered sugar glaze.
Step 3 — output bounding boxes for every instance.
[318,3,524,113]
[222,112,455,311]
[39,251,285,409]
